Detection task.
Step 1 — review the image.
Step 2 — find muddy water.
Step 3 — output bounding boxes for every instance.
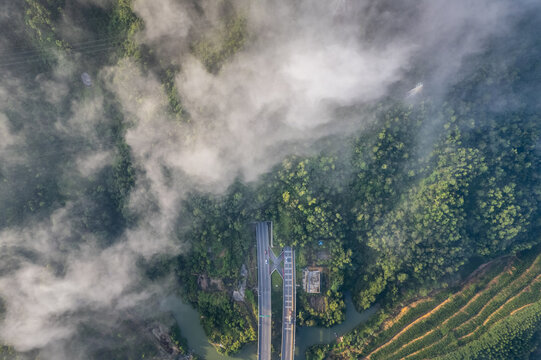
[161,294,376,360]
[294,295,377,360]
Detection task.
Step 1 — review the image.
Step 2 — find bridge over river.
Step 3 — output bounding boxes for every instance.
[255,222,296,360]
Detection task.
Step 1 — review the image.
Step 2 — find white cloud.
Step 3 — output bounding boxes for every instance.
[0,0,531,357]
[76,151,112,177]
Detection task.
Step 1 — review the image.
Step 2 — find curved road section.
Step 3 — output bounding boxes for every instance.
[256,222,272,360]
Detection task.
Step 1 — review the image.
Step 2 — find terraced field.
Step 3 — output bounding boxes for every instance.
[332,250,541,360]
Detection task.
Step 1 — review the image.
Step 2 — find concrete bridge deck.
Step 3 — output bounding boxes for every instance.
[255,222,296,360]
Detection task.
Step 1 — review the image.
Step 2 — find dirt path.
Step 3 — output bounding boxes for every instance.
[510,303,534,315]
[361,261,513,360]
[483,274,541,326]
[390,262,515,358]
[364,298,451,360]
[403,335,445,360]
[455,257,540,333]
[385,329,436,359]
[382,275,503,360]
[440,270,508,327]
[344,256,533,360]
[382,299,431,331]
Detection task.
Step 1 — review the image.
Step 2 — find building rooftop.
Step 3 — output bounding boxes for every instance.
[302,269,321,294]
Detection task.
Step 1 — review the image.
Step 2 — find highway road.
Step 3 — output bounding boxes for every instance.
[256,222,272,360]
[281,247,296,360]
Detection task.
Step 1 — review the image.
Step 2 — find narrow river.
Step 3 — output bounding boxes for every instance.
[161,294,377,360]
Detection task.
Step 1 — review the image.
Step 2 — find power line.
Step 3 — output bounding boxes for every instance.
[0,46,122,70]
[0,42,122,66]
[0,36,124,59]
[0,37,126,70]
[0,37,124,63]
[2,136,125,166]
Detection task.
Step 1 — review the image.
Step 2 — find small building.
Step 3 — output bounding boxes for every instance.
[302,269,321,294]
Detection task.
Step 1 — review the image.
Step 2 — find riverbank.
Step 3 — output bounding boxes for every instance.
[161,293,377,360]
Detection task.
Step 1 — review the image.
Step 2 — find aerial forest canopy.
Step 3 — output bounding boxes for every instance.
[0,0,539,359]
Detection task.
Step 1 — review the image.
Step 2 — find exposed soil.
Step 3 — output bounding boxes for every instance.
[308,295,327,313]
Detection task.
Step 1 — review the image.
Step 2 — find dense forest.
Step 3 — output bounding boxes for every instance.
[0,0,540,359]
[181,4,541,357]
[306,248,541,359]
[175,7,541,356]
